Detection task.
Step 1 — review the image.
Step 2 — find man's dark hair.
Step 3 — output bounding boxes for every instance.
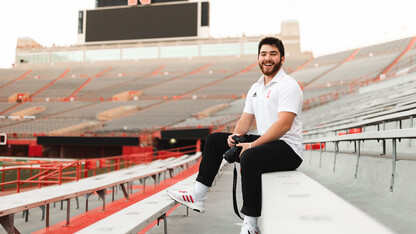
[258,37,285,57]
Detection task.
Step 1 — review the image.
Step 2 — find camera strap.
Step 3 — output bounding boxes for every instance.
[232,162,244,220]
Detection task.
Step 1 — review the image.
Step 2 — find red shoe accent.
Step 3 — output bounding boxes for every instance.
[182,195,186,201]
[189,195,194,203]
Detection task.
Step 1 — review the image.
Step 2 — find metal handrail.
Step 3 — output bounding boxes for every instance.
[0,144,197,194]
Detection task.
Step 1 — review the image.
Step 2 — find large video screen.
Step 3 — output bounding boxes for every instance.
[85,2,198,42]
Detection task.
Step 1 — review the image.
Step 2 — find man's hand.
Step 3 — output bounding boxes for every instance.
[227,134,240,147]
[237,142,251,157]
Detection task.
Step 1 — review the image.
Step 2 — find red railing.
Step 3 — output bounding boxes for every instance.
[0,144,197,194]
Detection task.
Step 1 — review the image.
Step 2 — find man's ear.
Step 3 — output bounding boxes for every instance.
[281,56,285,63]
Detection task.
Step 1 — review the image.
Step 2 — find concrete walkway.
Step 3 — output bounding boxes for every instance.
[147,163,245,234]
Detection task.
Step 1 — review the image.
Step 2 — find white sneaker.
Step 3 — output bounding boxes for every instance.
[240,222,261,234]
[167,189,205,213]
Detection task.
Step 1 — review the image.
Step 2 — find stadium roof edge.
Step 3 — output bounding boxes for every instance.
[16,35,267,52]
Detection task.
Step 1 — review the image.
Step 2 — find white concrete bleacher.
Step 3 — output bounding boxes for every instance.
[302,82,416,139]
[0,118,92,134]
[291,64,336,84]
[261,170,394,234]
[302,73,416,133]
[165,152,202,178]
[298,37,414,107]
[0,78,51,100]
[303,108,416,137]
[0,153,202,233]
[100,99,228,132]
[76,158,228,234]
[76,174,196,234]
[317,54,396,84]
[191,68,260,97]
[73,60,162,98]
[354,37,411,59]
[291,49,354,84]
[170,115,240,130]
[142,72,226,98]
[282,57,310,74]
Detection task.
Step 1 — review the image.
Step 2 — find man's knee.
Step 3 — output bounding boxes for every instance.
[206,132,223,141]
[240,149,258,169]
[205,132,229,146]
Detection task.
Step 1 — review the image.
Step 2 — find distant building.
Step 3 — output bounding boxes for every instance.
[16,37,42,49]
[280,20,312,59]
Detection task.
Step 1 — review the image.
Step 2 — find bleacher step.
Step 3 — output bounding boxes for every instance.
[261,171,394,234]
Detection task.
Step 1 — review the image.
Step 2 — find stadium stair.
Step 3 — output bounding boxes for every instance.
[29,68,70,99]
[66,67,113,100]
[0,70,32,90]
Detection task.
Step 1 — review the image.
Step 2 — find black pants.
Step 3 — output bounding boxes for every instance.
[196,132,303,217]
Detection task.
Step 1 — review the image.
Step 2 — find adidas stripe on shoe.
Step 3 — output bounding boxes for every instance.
[167,189,205,213]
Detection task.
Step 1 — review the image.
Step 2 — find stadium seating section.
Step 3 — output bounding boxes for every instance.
[1,37,415,139]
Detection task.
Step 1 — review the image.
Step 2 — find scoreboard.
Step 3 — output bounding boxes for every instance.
[78,1,209,43]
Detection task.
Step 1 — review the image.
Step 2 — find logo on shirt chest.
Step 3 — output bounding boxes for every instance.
[266,90,271,98]
[253,90,272,99]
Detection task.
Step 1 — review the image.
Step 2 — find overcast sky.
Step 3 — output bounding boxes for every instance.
[0,0,415,68]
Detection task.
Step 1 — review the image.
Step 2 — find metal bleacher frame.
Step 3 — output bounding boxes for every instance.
[0,153,201,234]
[304,128,416,192]
[303,91,416,192]
[300,72,416,192]
[76,157,227,234]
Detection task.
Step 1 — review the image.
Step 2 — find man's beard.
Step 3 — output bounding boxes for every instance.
[259,60,282,76]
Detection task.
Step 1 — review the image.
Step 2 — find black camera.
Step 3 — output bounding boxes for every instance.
[223,135,247,163]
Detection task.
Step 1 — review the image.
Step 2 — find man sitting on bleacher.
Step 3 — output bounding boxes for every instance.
[168,37,304,234]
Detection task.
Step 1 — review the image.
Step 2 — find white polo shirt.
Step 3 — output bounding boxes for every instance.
[243,69,303,158]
